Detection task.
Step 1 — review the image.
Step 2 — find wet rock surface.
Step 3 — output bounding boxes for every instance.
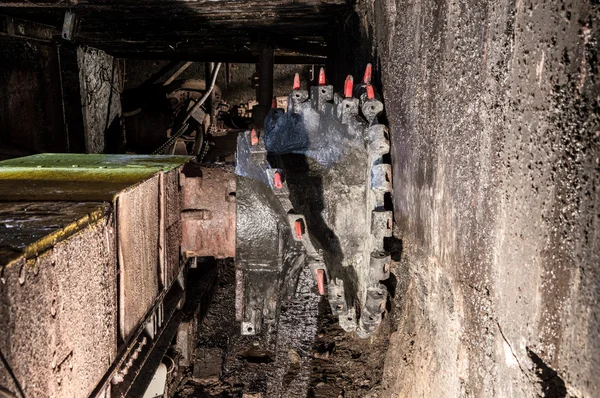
[174,260,392,398]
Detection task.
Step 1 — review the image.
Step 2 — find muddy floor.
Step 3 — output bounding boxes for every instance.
[172,259,401,398]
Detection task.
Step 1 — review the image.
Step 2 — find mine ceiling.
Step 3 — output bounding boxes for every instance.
[0,0,350,62]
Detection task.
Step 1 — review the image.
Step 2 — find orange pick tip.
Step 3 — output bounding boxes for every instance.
[344,75,354,98]
[318,67,326,85]
[363,63,372,84]
[293,73,301,90]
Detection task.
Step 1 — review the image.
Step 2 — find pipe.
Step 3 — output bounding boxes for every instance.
[152,62,222,154]
[181,62,221,126]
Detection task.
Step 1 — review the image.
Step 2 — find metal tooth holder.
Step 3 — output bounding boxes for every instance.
[367,124,391,157]
[327,278,357,332]
[327,278,348,316]
[371,210,393,241]
[248,130,267,155]
[361,98,384,124]
[358,284,388,337]
[288,89,309,114]
[242,309,261,336]
[266,168,290,196]
[369,251,392,282]
[371,163,393,192]
[310,84,334,113]
[335,94,360,124]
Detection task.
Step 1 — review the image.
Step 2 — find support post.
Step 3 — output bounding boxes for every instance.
[254,45,274,128]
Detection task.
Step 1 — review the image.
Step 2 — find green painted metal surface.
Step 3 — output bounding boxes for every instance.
[0,154,192,201]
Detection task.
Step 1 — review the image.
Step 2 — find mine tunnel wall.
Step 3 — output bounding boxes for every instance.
[0,41,67,157]
[332,0,600,396]
[0,43,122,157]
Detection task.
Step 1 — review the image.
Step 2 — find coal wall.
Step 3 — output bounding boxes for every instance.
[350,0,600,396]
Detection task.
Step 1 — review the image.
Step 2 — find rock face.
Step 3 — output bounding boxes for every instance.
[78,47,122,154]
[348,0,599,396]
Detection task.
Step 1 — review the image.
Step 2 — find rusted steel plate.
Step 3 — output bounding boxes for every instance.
[117,175,160,341]
[0,204,117,398]
[180,164,236,259]
[160,167,183,288]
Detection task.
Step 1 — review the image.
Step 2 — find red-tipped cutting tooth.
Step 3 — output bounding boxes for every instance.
[344,75,354,98]
[273,171,283,189]
[318,67,326,85]
[293,73,301,90]
[294,219,304,240]
[271,96,277,109]
[251,129,259,146]
[363,63,372,84]
[366,84,375,99]
[316,269,325,295]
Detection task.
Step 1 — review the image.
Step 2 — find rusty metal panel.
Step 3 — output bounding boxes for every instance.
[117,174,160,341]
[159,167,182,288]
[180,164,236,259]
[0,202,117,398]
[0,154,196,397]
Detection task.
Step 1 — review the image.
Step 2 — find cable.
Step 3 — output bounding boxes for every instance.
[0,348,24,398]
[180,62,221,126]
